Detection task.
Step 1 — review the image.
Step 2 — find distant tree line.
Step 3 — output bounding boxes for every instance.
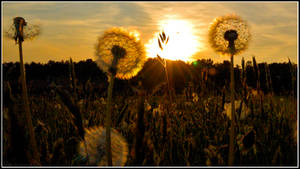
[3,58,297,97]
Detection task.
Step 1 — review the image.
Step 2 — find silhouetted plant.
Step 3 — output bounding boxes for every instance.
[95,27,146,165]
[156,31,173,102]
[5,17,41,165]
[209,14,251,165]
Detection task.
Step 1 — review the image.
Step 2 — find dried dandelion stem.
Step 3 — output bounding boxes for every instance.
[228,53,236,166]
[105,45,126,166]
[95,28,146,166]
[225,30,237,166]
[19,42,40,165]
[16,17,40,165]
[209,15,250,166]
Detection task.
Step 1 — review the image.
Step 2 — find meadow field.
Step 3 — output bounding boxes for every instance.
[2,58,298,166]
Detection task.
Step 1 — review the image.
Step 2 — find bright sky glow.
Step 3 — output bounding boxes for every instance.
[145,19,202,62]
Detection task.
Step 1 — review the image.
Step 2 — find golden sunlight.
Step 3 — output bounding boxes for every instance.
[145,19,201,62]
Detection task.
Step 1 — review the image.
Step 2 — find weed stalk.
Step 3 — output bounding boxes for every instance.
[105,45,126,165]
[225,30,237,166]
[15,17,40,165]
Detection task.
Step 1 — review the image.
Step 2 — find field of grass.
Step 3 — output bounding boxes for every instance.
[3,77,297,166]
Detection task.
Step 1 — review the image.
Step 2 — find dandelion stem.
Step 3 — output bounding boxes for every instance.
[228,53,236,166]
[18,40,40,165]
[105,45,126,166]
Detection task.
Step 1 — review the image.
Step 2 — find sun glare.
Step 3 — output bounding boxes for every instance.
[145,19,201,62]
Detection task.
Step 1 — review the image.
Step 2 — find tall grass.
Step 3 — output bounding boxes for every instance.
[3,66,297,166]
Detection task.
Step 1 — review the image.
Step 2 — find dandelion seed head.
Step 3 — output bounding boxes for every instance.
[14,17,27,33]
[5,17,41,43]
[209,14,251,56]
[23,24,41,40]
[79,126,128,166]
[95,27,146,79]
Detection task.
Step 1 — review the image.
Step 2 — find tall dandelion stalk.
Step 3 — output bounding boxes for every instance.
[5,17,41,165]
[95,27,146,165]
[209,14,251,165]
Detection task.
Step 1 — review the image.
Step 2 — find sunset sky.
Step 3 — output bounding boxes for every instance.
[2,1,298,65]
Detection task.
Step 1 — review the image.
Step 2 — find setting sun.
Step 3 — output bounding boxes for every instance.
[145,19,201,62]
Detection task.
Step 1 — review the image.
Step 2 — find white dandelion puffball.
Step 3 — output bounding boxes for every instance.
[209,14,251,56]
[79,126,128,166]
[95,27,146,79]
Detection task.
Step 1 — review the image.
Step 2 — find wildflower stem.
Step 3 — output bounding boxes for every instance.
[105,46,125,166]
[228,53,236,166]
[18,40,40,165]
